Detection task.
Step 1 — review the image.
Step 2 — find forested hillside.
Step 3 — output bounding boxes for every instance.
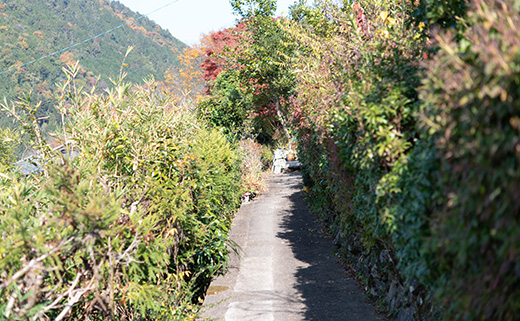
[0,0,185,130]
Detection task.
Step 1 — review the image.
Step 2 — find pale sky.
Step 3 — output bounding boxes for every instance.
[118,0,298,46]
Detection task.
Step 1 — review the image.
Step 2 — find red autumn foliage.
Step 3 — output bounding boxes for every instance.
[200,23,247,92]
[353,3,370,38]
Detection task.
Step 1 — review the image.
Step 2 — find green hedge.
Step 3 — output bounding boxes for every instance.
[284,0,520,320]
[418,1,520,318]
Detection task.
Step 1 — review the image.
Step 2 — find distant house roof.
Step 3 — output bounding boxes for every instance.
[14,142,78,175]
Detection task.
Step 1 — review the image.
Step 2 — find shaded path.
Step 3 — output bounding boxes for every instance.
[201,172,384,321]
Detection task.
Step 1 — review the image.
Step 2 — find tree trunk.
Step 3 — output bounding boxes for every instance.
[276,100,291,143]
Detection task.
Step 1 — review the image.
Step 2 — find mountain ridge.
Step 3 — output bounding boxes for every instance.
[0,0,186,129]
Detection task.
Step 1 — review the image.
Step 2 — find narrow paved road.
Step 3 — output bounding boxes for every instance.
[201,172,384,321]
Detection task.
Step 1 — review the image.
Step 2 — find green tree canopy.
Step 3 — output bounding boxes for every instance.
[230,0,277,19]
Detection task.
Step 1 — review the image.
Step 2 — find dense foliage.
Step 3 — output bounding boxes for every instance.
[419,1,520,318]
[0,0,185,132]
[199,0,297,144]
[0,66,241,320]
[201,0,520,320]
[0,127,18,171]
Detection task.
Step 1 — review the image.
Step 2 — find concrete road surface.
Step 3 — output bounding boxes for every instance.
[201,172,384,321]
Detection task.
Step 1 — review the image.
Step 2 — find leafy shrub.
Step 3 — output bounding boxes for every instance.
[198,69,252,138]
[0,69,242,320]
[378,137,440,287]
[418,0,520,319]
[286,0,424,246]
[412,0,469,30]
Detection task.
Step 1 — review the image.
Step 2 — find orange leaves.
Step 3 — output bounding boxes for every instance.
[33,30,43,40]
[59,53,72,64]
[165,45,205,101]
[59,52,85,74]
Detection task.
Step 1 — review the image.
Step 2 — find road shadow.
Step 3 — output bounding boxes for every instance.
[276,172,385,321]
